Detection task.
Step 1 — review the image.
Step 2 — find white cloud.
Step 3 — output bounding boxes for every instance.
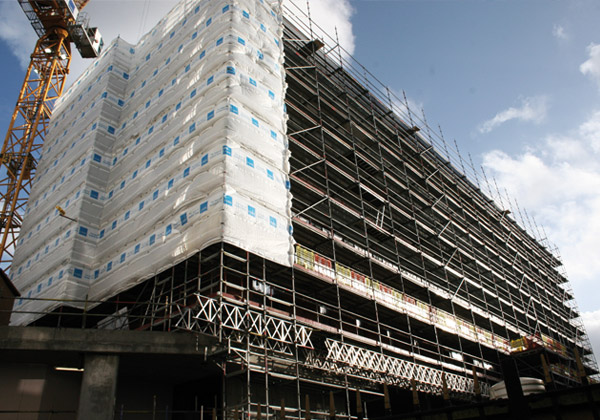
[0,1,37,68]
[579,112,600,152]
[478,96,549,134]
[582,310,600,360]
[403,95,424,119]
[283,0,355,55]
[580,43,600,89]
[552,24,568,41]
[482,111,600,320]
[384,89,424,127]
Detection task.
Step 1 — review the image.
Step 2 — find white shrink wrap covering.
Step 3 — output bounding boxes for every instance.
[11,0,291,325]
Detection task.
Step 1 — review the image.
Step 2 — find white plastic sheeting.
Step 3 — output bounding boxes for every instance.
[11,0,291,325]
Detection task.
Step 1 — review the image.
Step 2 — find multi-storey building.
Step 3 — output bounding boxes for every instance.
[8,0,597,416]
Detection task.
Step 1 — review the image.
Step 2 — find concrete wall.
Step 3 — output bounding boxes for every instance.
[0,326,219,419]
[0,362,81,420]
[0,358,222,420]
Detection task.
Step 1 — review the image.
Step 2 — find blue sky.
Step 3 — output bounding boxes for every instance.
[1,0,600,357]
[352,0,600,157]
[347,0,600,357]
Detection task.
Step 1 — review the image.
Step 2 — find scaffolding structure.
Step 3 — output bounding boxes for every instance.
[8,0,598,417]
[281,0,596,382]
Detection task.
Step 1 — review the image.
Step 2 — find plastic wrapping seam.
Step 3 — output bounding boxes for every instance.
[118,62,284,149]
[123,2,280,99]
[88,187,292,290]
[14,186,85,261]
[119,36,282,131]
[108,97,286,191]
[13,125,292,275]
[55,39,132,110]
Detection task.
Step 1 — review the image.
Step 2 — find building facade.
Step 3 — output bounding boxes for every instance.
[8,0,597,417]
[12,0,292,324]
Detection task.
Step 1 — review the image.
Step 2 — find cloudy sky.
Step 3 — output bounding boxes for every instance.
[1,0,600,358]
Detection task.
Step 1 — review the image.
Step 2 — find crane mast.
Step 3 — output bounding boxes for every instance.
[0,0,102,272]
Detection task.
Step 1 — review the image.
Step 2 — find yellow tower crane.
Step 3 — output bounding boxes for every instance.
[0,0,103,272]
